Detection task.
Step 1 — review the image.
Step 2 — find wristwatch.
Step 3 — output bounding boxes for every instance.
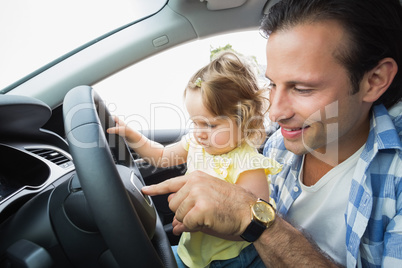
[240,198,276,242]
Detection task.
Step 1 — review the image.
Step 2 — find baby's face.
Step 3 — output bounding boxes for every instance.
[185,90,241,155]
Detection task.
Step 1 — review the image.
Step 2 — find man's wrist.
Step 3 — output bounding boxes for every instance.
[240,198,276,242]
[239,197,257,235]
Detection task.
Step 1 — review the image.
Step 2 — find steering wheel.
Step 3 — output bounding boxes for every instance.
[63,85,176,267]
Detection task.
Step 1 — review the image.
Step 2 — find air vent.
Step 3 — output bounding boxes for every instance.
[26,148,73,168]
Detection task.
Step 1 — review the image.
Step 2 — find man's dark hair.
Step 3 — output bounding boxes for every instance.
[261,0,402,108]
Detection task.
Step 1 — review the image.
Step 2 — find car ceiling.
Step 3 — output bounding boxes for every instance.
[9,0,398,110]
[6,0,274,109]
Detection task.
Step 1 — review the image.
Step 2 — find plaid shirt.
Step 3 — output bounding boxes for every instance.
[263,103,402,267]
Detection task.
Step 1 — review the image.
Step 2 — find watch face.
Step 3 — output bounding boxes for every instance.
[253,201,275,223]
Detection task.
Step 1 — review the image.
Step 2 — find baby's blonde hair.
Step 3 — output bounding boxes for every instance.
[184,51,268,147]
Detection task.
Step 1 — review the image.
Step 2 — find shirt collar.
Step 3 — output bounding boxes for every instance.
[369,104,402,151]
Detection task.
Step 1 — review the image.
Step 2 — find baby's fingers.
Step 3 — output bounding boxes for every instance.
[107,126,128,137]
[111,115,126,126]
[107,116,128,136]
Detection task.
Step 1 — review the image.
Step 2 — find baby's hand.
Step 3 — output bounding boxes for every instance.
[107,116,141,146]
[107,116,128,138]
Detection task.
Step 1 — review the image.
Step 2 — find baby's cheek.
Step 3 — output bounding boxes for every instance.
[212,131,232,147]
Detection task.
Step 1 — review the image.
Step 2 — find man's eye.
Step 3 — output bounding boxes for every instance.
[207,124,217,128]
[294,87,312,94]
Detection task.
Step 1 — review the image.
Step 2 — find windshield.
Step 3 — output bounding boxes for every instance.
[0,0,167,91]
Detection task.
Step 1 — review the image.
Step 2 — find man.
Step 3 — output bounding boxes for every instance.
[143,0,402,266]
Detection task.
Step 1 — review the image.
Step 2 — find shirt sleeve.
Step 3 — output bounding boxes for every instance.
[228,145,282,184]
[181,133,192,152]
[379,180,402,266]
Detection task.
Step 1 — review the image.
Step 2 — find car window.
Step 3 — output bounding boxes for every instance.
[0,0,166,91]
[94,30,268,131]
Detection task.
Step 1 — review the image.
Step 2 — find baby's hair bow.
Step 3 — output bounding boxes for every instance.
[194,77,202,87]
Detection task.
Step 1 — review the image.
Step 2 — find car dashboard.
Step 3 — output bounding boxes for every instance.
[0,94,82,266]
[0,92,185,267]
[0,95,75,218]
[0,143,74,214]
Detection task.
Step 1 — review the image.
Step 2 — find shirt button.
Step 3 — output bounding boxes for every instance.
[293,186,299,192]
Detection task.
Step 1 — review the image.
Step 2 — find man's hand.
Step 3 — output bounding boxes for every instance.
[142,171,342,267]
[142,170,256,237]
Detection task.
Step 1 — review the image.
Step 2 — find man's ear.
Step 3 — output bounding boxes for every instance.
[362,57,398,103]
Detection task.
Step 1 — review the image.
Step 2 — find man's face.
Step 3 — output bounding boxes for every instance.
[266,20,371,165]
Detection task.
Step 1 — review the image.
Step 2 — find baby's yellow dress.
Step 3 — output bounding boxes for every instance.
[177,134,282,268]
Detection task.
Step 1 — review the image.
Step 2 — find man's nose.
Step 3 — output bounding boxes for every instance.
[269,88,293,122]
